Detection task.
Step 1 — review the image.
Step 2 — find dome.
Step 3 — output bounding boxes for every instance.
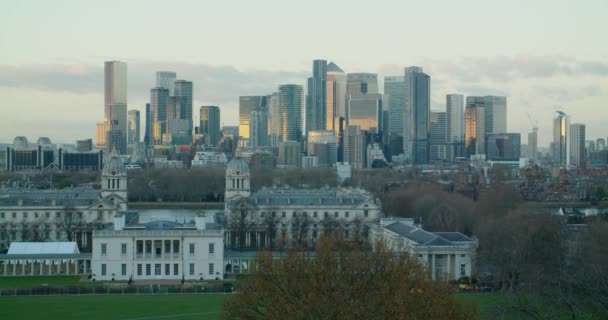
[103,156,127,175]
[13,136,29,149]
[37,137,52,145]
[226,158,249,175]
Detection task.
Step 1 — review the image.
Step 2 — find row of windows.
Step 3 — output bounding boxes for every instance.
[103,242,216,256]
[130,263,216,276]
[259,210,370,219]
[0,211,102,219]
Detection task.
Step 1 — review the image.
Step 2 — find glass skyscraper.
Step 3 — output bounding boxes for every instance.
[279,84,304,142]
[466,96,507,135]
[104,61,127,122]
[403,67,430,165]
[173,80,193,133]
[200,106,221,146]
[156,71,176,95]
[326,62,346,133]
[570,123,585,167]
[465,104,485,157]
[446,94,465,160]
[385,76,405,156]
[485,133,521,161]
[127,110,140,145]
[306,60,327,135]
[150,88,170,145]
[239,96,267,144]
[553,111,570,166]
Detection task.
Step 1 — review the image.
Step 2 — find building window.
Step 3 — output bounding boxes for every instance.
[324,212,328,218]
[145,240,152,255]
[345,212,349,218]
[117,180,120,189]
[55,212,61,218]
[189,243,195,254]
[146,264,151,276]
[121,243,127,255]
[173,240,180,253]
[460,264,466,276]
[0,212,4,219]
[137,264,142,276]
[313,212,317,218]
[12,212,16,219]
[45,212,50,218]
[209,263,214,275]
[174,264,179,276]
[101,264,106,276]
[101,243,107,256]
[209,243,215,255]
[35,212,39,218]
[155,264,161,276]
[282,212,286,218]
[136,241,143,255]
[121,264,127,276]
[189,263,195,275]
[23,212,28,219]
[164,240,171,254]
[334,212,339,218]
[364,210,369,218]
[165,264,170,276]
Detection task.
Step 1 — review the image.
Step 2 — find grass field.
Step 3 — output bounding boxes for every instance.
[0,294,226,320]
[0,276,83,288]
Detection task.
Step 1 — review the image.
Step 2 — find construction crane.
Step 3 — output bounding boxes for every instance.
[526,112,538,133]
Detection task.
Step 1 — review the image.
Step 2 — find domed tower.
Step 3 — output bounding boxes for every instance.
[101,155,128,201]
[225,158,250,201]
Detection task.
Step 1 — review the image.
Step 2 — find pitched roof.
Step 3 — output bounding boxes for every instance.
[384,222,474,247]
[433,232,473,242]
[7,242,80,255]
[327,62,344,73]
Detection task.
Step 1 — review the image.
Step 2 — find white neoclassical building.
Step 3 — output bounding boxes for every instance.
[0,155,128,251]
[224,159,382,248]
[370,217,477,280]
[91,213,224,281]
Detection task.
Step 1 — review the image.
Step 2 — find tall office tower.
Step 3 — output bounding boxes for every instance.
[267,92,281,147]
[465,104,485,156]
[385,76,406,156]
[199,106,221,146]
[239,96,267,145]
[446,94,465,160]
[347,94,382,133]
[107,103,127,154]
[150,88,170,145]
[596,138,606,151]
[127,110,140,145]
[96,122,109,148]
[326,62,347,133]
[465,96,507,135]
[346,73,379,96]
[278,84,304,142]
[553,111,571,166]
[585,140,595,159]
[307,130,338,168]
[156,71,176,95]
[249,109,268,147]
[306,59,327,135]
[485,133,521,161]
[403,66,430,165]
[104,61,127,122]
[344,125,367,169]
[144,103,152,145]
[528,129,538,161]
[173,80,193,132]
[278,141,302,168]
[570,123,586,167]
[429,111,448,161]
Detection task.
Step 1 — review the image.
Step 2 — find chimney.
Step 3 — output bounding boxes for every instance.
[114,213,125,231]
[195,213,206,230]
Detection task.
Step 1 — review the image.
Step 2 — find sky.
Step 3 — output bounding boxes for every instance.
[1,0,607,146]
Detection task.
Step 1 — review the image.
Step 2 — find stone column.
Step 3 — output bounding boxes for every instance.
[431,254,436,281]
[447,254,451,280]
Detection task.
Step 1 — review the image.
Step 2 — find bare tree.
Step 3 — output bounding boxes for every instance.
[350,217,369,244]
[227,198,257,250]
[56,205,85,242]
[260,210,280,249]
[320,215,341,239]
[291,212,312,247]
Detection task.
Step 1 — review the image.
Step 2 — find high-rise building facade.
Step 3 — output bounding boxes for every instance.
[173,80,193,133]
[346,73,379,96]
[249,110,268,147]
[528,130,538,161]
[150,88,170,145]
[485,133,521,161]
[430,111,448,161]
[553,111,570,166]
[347,94,382,133]
[570,123,586,167]
[239,96,267,144]
[344,125,366,169]
[127,110,140,145]
[96,122,109,148]
[465,104,485,156]
[107,103,127,154]
[326,62,347,133]
[104,61,127,123]
[446,94,465,160]
[307,130,338,168]
[403,67,430,165]
[267,92,281,147]
[199,106,221,146]
[466,96,507,135]
[385,76,406,156]
[306,60,327,135]
[278,85,304,142]
[278,141,302,168]
[156,71,176,95]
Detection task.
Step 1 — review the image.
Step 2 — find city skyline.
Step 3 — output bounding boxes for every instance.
[1,1,607,145]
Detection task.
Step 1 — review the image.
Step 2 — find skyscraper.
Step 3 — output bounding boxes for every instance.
[347,94,382,133]
[385,76,406,156]
[326,62,346,133]
[346,73,379,96]
[344,125,366,169]
[485,133,521,161]
[156,71,176,95]
[267,92,281,147]
[465,104,485,156]
[173,80,193,133]
[446,94,465,160]
[96,122,108,148]
[306,59,327,135]
[104,61,127,122]
[199,106,221,146]
[107,103,127,153]
[150,88,170,145]
[239,96,267,145]
[553,111,570,166]
[250,109,268,147]
[278,84,304,142]
[144,103,152,145]
[429,111,448,161]
[403,67,430,165]
[307,130,338,168]
[466,96,507,135]
[127,110,140,145]
[570,123,586,167]
[528,129,538,161]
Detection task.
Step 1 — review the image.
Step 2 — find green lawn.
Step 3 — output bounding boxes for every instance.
[0,294,226,320]
[0,276,82,288]
[456,293,507,319]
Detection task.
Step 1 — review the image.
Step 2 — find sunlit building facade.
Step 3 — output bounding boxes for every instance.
[465,104,485,157]
[553,111,570,166]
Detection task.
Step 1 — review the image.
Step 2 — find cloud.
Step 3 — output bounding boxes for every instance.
[532,85,604,102]
[0,62,308,106]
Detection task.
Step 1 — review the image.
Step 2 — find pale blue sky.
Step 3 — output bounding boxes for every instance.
[1,0,607,145]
